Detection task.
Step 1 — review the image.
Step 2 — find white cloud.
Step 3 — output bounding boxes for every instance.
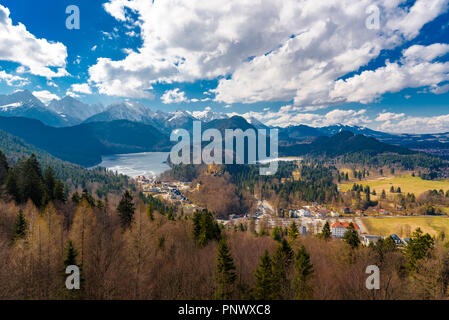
[32,90,60,104]
[91,0,448,102]
[66,91,80,98]
[378,114,449,134]
[70,83,92,94]
[161,88,188,104]
[0,70,29,86]
[329,43,449,104]
[430,83,449,94]
[0,4,68,78]
[47,80,58,88]
[375,112,405,122]
[229,108,371,128]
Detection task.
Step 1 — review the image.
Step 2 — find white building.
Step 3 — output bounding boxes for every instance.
[331,222,360,238]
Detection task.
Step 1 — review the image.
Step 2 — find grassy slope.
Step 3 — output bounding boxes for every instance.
[339,174,449,196]
[362,216,449,238]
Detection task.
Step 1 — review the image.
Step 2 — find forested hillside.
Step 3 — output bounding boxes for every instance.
[0,129,130,194]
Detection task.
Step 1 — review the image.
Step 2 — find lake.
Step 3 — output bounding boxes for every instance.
[98,152,171,178]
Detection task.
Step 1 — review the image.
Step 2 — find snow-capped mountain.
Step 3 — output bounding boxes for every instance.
[162,110,197,132]
[83,101,156,125]
[317,124,392,139]
[47,96,105,122]
[188,108,228,122]
[0,90,73,127]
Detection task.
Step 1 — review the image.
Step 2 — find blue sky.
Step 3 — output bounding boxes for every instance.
[0,0,449,133]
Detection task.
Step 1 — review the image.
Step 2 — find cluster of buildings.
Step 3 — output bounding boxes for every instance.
[289,204,340,219]
[135,175,191,203]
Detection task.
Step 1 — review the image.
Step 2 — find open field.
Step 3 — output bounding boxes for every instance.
[339,174,449,196]
[362,216,449,238]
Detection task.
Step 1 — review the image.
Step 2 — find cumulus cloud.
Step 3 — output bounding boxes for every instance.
[0,70,29,86]
[329,43,449,104]
[32,90,60,104]
[161,88,188,104]
[229,107,371,128]
[378,114,449,134]
[66,83,92,97]
[375,112,405,121]
[70,83,92,94]
[90,0,448,103]
[0,4,68,78]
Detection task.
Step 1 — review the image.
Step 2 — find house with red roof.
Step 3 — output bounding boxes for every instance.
[331,221,359,238]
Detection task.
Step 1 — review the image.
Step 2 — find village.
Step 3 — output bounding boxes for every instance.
[134,173,410,248]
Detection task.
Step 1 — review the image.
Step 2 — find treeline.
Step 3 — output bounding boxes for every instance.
[0,130,131,195]
[0,190,448,299]
[341,152,445,172]
[225,162,339,205]
[1,152,66,208]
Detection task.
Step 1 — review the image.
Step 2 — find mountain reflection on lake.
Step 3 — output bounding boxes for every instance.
[98,152,171,178]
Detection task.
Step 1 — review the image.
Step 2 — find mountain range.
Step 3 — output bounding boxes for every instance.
[0,90,448,167]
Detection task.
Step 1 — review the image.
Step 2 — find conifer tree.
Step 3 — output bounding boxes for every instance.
[64,240,78,268]
[44,167,56,200]
[117,190,135,229]
[253,250,275,300]
[294,246,314,299]
[405,228,435,271]
[215,238,237,300]
[13,209,27,240]
[343,223,360,249]
[71,191,81,204]
[192,210,202,241]
[320,221,332,240]
[272,239,294,298]
[271,226,282,242]
[146,203,154,221]
[0,150,8,185]
[53,180,66,203]
[5,168,20,203]
[167,207,175,221]
[288,221,299,240]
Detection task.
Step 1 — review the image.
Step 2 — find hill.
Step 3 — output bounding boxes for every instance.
[280,131,413,157]
[0,116,172,167]
[0,129,130,192]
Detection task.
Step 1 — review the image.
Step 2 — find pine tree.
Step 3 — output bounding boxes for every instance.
[44,167,56,200]
[12,209,27,240]
[320,221,332,240]
[192,210,202,241]
[0,149,8,186]
[271,226,282,242]
[117,190,135,229]
[63,240,78,268]
[288,221,299,240]
[53,180,66,203]
[71,191,81,204]
[167,207,175,221]
[146,203,154,221]
[5,168,20,203]
[215,238,237,300]
[405,228,434,271]
[343,223,360,249]
[253,250,275,300]
[293,246,314,299]
[198,210,220,247]
[22,154,45,207]
[272,239,294,299]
